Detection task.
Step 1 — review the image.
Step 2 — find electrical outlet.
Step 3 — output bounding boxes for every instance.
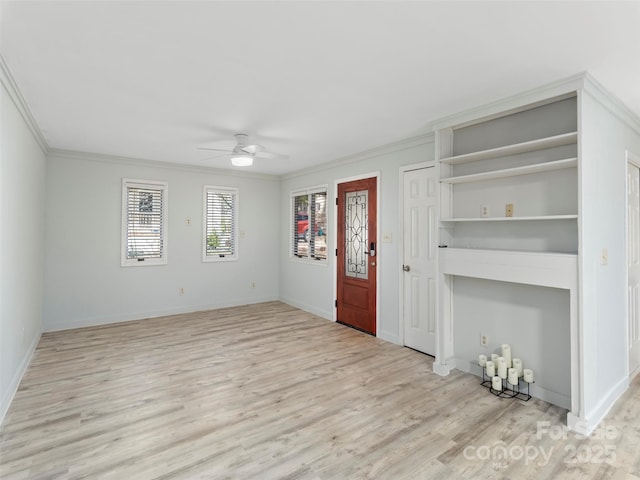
[481,205,489,218]
[179,287,185,295]
[480,333,489,347]
[505,203,514,217]
[601,248,609,265]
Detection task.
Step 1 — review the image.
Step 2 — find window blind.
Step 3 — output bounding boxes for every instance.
[204,187,237,260]
[291,188,327,261]
[122,179,167,266]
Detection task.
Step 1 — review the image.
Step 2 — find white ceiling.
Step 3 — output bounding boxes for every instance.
[2,1,639,176]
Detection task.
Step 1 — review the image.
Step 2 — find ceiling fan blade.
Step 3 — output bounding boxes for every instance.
[240,144,266,155]
[197,146,233,152]
[198,133,288,164]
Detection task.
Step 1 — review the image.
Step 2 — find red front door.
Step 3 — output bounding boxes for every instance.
[336,177,377,335]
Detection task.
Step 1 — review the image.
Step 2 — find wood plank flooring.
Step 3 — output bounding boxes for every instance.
[1,301,640,479]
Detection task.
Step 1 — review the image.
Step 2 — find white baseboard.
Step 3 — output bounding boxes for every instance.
[279,298,402,346]
[44,296,280,332]
[1,329,42,425]
[278,296,333,321]
[568,375,629,436]
[377,330,400,345]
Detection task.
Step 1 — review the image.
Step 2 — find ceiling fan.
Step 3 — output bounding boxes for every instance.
[198,133,288,167]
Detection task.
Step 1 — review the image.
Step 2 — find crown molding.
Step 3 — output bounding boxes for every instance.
[282,132,434,181]
[429,71,640,135]
[0,55,49,153]
[47,148,281,182]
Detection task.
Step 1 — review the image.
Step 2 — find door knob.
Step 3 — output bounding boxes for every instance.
[402,264,410,272]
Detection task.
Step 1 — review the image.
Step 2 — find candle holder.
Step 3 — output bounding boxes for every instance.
[480,366,492,389]
[480,363,533,401]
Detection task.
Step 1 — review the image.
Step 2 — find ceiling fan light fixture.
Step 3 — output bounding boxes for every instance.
[231,154,253,167]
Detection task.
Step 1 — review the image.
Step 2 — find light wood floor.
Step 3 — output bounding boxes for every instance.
[1,301,639,479]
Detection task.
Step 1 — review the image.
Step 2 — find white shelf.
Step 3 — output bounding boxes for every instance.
[440,132,577,166]
[439,248,578,290]
[440,215,578,223]
[440,158,577,184]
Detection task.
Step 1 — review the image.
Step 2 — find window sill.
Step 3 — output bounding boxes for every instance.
[290,256,328,266]
[202,255,238,263]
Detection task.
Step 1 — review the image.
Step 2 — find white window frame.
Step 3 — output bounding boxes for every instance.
[121,178,168,267]
[290,185,328,263]
[203,186,239,262]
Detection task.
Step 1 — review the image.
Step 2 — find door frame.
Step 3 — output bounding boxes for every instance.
[626,149,640,379]
[398,161,436,346]
[333,172,381,335]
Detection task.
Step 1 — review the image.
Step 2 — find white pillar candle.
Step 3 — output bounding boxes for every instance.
[501,344,512,368]
[492,376,502,391]
[512,358,523,377]
[491,353,499,363]
[523,369,534,383]
[479,354,487,367]
[508,368,518,386]
[497,357,507,379]
[485,361,495,377]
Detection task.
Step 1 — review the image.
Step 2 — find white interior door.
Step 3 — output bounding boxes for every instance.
[402,166,437,355]
[628,161,640,377]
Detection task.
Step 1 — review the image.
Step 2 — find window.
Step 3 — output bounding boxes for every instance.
[121,179,168,266]
[291,187,327,261]
[203,186,238,262]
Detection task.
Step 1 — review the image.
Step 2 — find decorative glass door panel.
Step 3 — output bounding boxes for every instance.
[345,190,368,279]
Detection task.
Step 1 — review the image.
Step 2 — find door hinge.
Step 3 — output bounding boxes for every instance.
[335,248,338,256]
[335,197,338,205]
[335,299,338,308]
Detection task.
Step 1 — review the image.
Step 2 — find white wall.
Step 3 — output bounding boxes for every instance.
[43,154,281,331]
[578,87,640,427]
[279,136,434,344]
[0,81,47,420]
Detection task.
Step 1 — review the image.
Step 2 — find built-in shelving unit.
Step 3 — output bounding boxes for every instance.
[438,94,578,253]
[431,74,640,436]
[434,93,580,414]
